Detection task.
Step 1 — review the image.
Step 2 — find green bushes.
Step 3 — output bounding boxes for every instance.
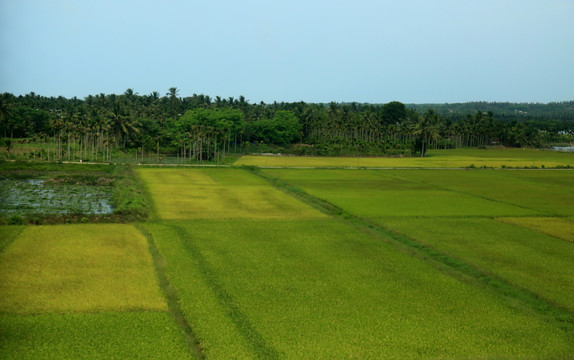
[110,166,150,220]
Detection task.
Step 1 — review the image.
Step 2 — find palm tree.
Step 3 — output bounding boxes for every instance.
[108,100,140,148]
[0,98,14,138]
[412,110,442,157]
[167,87,180,119]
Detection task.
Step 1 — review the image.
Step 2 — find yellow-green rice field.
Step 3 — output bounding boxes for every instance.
[0,224,167,314]
[2,148,574,359]
[235,148,574,168]
[0,224,192,359]
[137,167,326,220]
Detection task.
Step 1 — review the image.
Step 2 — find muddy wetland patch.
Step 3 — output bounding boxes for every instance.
[0,178,113,216]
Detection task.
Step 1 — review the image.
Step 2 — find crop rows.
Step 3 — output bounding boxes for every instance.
[137,168,325,220]
[140,166,574,358]
[146,219,573,359]
[2,155,573,359]
[378,217,574,313]
[0,224,191,360]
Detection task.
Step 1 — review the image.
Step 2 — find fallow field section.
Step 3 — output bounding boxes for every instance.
[1,150,574,359]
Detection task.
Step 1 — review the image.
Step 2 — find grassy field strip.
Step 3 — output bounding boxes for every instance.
[261,169,540,217]
[137,168,326,220]
[143,222,257,359]
[0,224,167,314]
[148,219,574,359]
[377,217,574,314]
[496,217,574,242]
[234,149,574,168]
[0,312,194,360]
[387,169,574,216]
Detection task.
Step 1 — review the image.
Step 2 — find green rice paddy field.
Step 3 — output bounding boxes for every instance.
[0,224,192,359]
[1,150,574,359]
[236,148,574,168]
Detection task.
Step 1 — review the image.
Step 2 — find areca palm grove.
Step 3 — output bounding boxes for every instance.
[1,89,570,162]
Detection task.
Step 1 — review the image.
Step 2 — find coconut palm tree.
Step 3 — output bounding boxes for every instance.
[412,110,442,157]
[0,98,14,138]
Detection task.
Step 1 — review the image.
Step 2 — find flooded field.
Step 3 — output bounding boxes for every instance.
[0,178,113,216]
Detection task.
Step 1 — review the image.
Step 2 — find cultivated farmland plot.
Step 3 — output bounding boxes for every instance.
[0,224,192,359]
[138,165,573,358]
[145,219,573,359]
[137,168,326,220]
[235,148,574,168]
[261,168,553,217]
[2,150,574,359]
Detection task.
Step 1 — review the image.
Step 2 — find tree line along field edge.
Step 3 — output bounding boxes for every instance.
[3,90,573,165]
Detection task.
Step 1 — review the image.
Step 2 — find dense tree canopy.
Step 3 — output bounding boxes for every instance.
[1,90,571,161]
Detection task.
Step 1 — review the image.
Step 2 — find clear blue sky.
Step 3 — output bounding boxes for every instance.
[1,0,573,103]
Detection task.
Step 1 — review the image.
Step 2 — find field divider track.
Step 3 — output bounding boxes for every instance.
[135,223,206,360]
[246,167,574,334]
[159,222,281,360]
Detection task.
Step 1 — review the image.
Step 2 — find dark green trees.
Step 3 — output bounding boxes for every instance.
[412,110,442,157]
[177,108,245,161]
[0,90,562,162]
[246,110,301,146]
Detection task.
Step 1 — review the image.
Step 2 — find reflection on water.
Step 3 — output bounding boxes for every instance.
[0,179,113,215]
[552,146,574,152]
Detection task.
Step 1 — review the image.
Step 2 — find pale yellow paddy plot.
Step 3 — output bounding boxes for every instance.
[234,148,574,168]
[137,168,326,220]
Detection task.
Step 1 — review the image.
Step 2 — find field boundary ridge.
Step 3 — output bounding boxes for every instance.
[136,224,206,360]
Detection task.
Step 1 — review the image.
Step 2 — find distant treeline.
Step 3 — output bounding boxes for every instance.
[1,90,573,161]
[406,101,574,129]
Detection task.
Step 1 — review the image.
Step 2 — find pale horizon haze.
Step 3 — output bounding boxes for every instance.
[1,0,573,104]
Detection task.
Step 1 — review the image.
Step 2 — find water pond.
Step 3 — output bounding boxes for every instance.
[0,178,113,216]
